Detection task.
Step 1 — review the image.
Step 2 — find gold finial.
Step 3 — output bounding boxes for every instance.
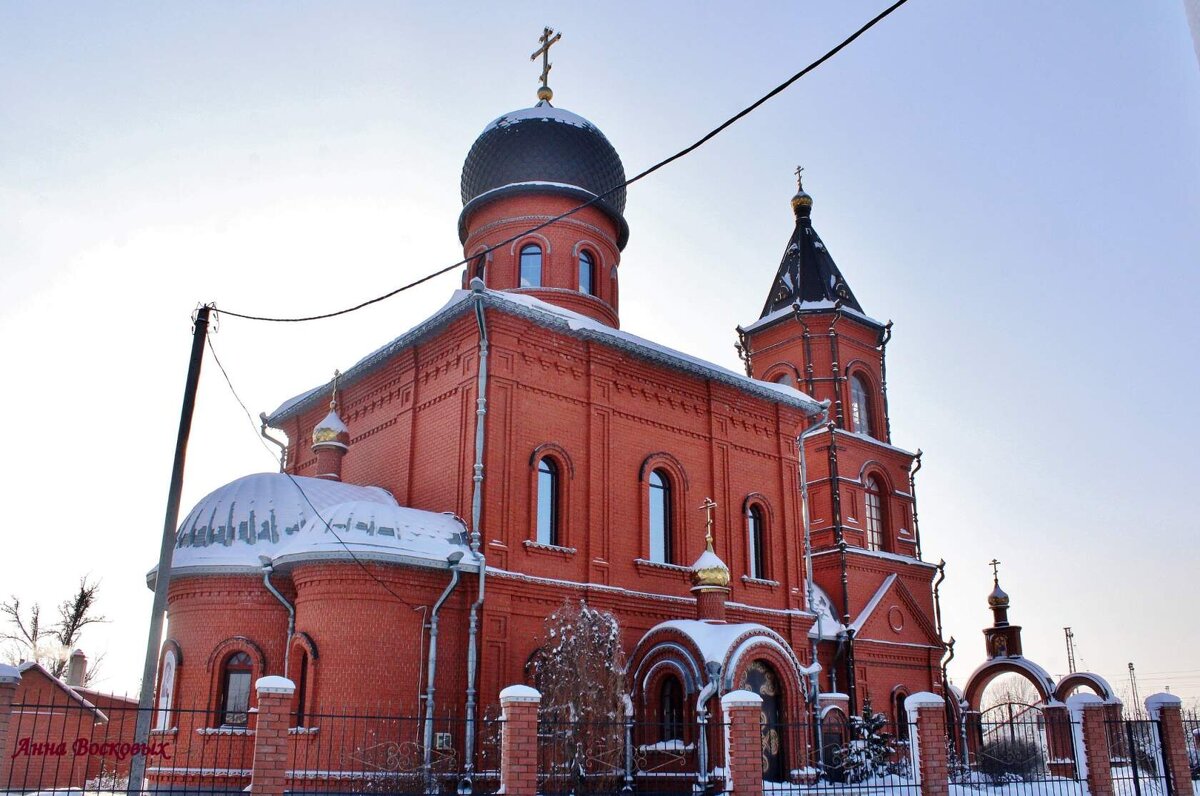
[791,165,813,213]
[530,26,562,102]
[329,369,341,411]
[699,497,717,552]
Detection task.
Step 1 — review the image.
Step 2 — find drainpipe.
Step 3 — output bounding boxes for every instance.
[909,451,924,559]
[259,558,294,678]
[423,560,463,785]
[695,661,721,790]
[791,303,817,397]
[797,404,829,772]
[461,279,491,794]
[826,420,855,713]
[259,412,288,472]
[827,303,845,428]
[877,322,893,441]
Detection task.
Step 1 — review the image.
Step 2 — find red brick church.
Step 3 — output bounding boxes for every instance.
[150,63,945,779]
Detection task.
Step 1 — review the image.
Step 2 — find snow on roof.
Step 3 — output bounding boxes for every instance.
[17,661,107,719]
[849,574,898,634]
[654,621,769,666]
[966,656,1060,704]
[742,301,884,335]
[807,583,845,640]
[481,102,596,133]
[812,546,938,569]
[156,473,396,578]
[269,288,823,425]
[271,499,472,570]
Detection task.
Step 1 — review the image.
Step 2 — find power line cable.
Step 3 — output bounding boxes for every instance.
[206,335,427,610]
[216,0,911,324]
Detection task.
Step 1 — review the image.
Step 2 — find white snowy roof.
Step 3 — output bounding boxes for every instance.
[153,473,471,581]
[807,583,845,640]
[742,301,884,335]
[482,102,596,133]
[272,499,471,569]
[270,288,824,424]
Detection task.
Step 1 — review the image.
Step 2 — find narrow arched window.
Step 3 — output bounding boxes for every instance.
[850,374,873,437]
[748,505,766,579]
[579,250,595,295]
[537,458,559,545]
[649,469,673,564]
[773,373,795,388]
[865,477,885,551]
[894,691,910,742]
[294,650,310,727]
[154,648,177,730]
[520,244,542,287]
[471,254,486,286]
[219,651,253,726]
[660,676,683,741]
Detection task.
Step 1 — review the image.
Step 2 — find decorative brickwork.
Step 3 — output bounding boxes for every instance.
[905,692,947,796]
[1070,694,1114,796]
[1145,693,1192,796]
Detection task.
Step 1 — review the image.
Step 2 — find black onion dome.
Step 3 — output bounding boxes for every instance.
[459,101,629,249]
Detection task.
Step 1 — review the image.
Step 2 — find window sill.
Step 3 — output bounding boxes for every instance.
[197,727,254,736]
[633,558,691,578]
[523,540,577,557]
[150,727,178,736]
[740,575,780,590]
[288,726,320,735]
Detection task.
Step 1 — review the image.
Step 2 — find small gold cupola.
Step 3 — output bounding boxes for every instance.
[791,165,813,218]
[691,498,731,621]
[311,371,350,481]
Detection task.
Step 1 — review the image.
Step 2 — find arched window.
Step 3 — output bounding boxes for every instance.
[659,676,683,741]
[294,650,310,727]
[520,244,542,287]
[219,651,253,726]
[773,372,795,387]
[894,691,910,742]
[747,505,767,579]
[578,250,595,295]
[850,374,874,437]
[648,469,673,564]
[471,254,487,285]
[154,648,177,730]
[537,458,560,545]
[864,477,885,551]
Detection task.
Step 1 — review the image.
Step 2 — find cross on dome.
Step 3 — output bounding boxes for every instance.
[989,558,1002,584]
[530,26,562,102]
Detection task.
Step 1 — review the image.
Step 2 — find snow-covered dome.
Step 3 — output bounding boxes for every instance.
[157,473,396,579]
[312,406,350,450]
[458,101,628,248]
[271,500,471,569]
[690,548,730,589]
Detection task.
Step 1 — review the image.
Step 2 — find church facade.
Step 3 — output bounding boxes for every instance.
[150,70,946,778]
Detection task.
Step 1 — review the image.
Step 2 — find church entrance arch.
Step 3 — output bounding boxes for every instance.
[741,659,785,782]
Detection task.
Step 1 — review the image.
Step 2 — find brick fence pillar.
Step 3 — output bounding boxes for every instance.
[721,689,763,796]
[1043,704,1076,778]
[1068,693,1114,796]
[905,691,947,796]
[0,665,20,785]
[1145,693,1191,796]
[499,684,541,796]
[249,676,295,796]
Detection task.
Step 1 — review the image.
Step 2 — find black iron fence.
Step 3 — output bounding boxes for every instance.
[1106,718,1172,796]
[1183,709,1200,786]
[1,695,500,796]
[955,705,1087,796]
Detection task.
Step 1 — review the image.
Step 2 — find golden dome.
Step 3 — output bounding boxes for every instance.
[312,372,350,451]
[690,547,730,589]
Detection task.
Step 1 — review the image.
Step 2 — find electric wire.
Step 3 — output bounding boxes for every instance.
[206,335,426,610]
[216,0,911,324]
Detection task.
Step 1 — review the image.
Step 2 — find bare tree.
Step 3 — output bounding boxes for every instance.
[2,577,106,682]
[980,672,1043,711]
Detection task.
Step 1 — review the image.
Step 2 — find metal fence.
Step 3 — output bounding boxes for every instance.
[1106,718,1172,796]
[1183,709,1200,787]
[955,705,1087,796]
[1,695,499,796]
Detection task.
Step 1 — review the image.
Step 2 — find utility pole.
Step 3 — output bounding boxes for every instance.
[1063,627,1076,674]
[127,305,212,795]
[1127,662,1141,717]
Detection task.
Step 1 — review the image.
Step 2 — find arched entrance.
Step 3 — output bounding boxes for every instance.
[742,659,785,781]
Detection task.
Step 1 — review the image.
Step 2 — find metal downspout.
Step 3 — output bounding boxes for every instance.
[791,303,817,397]
[258,412,288,472]
[909,451,924,560]
[423,566,462,784]
[694,662,721,790]
[798,404,829,772]
[877,322,893,441]
[826,420,856,712]
[827,305,845,428]
[462,279,490,793]
[260,560,295,678]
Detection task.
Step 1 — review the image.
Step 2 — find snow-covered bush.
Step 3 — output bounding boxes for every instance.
[977,737,1044,783]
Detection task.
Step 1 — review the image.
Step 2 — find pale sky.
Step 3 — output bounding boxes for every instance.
[2,2,1198,706]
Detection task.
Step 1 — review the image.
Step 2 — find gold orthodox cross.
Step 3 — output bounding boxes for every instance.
[989,558,1001,582]
[530,27,562,97]
[699,497,718,551]
[329,369,341,410]
[795,165,805,190]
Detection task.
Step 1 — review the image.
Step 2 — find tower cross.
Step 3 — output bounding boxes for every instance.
[795,165,805,190]
[530,27,562,94]
[989,558,1002,583]
[699,497,718,551]
[329,369,342,410]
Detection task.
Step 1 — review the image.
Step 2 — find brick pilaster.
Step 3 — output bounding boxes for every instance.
[250,676,295,796]
[0,665,20,786]
[1145,693,1191,796]
[905,691,947,796]
[499,684,541,796]
[721,689,763,796]
[1069,693,1114,796]
[1043,704,1076,778]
